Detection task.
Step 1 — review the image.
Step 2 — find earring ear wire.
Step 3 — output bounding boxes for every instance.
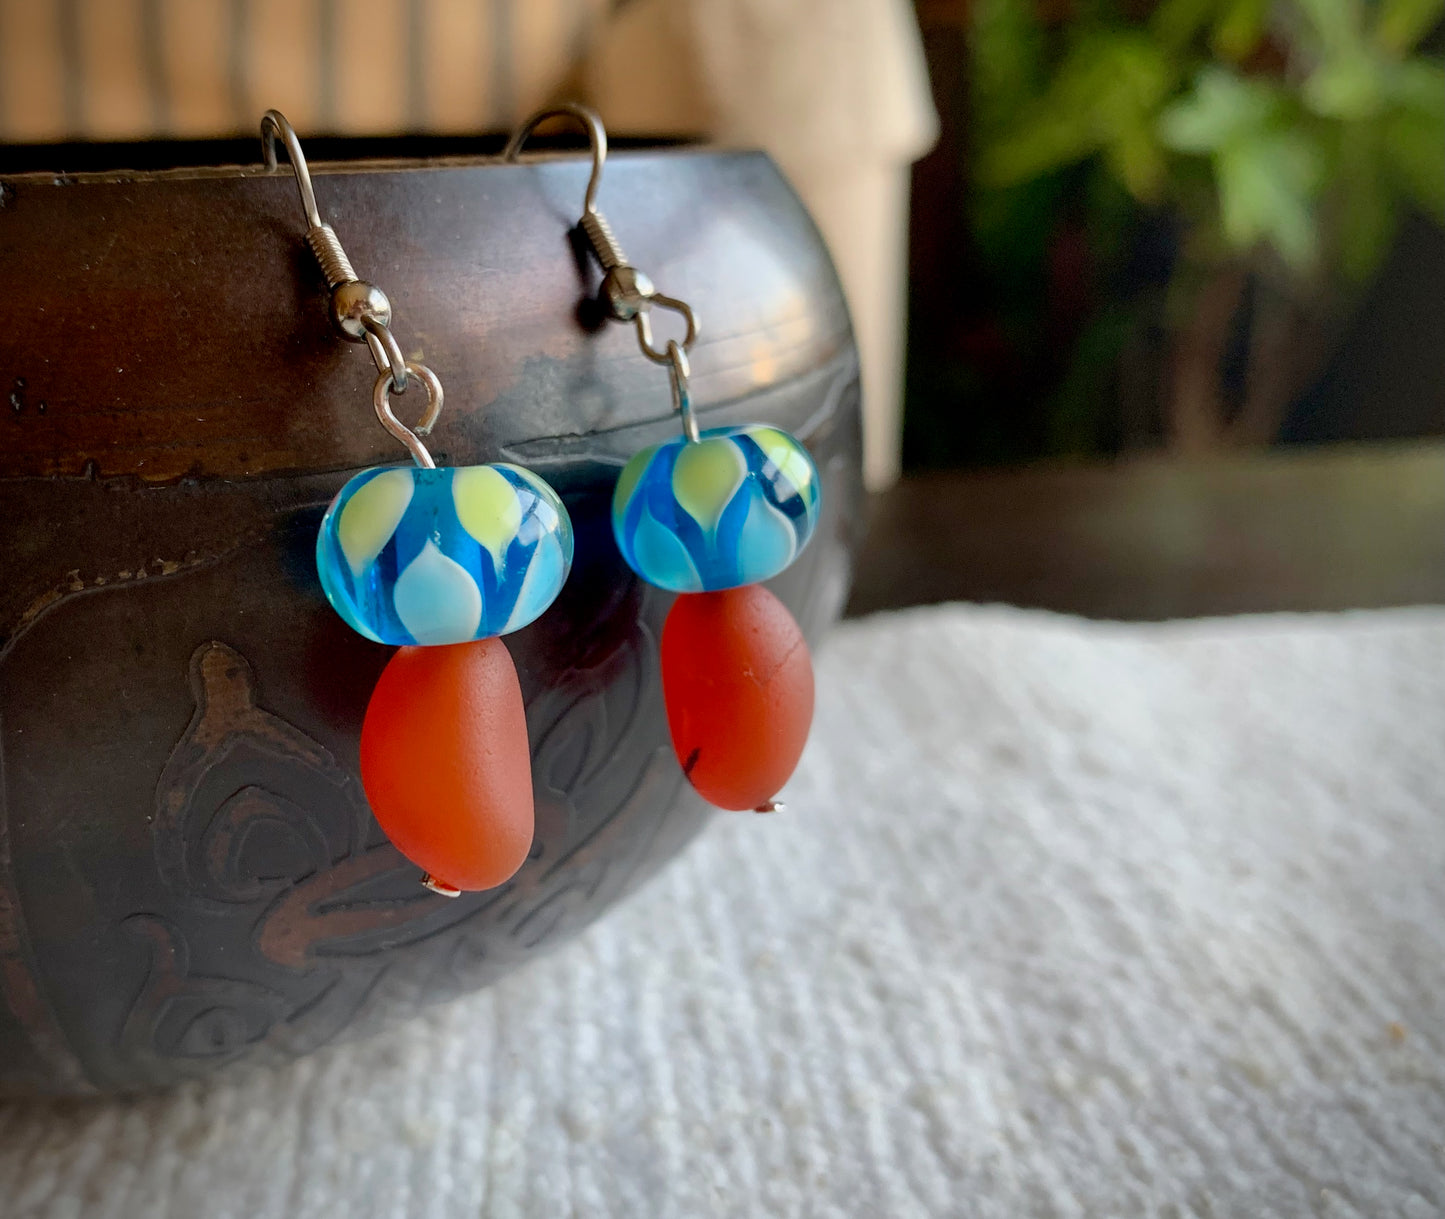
[260,109,425,423]
[505,104,701,441]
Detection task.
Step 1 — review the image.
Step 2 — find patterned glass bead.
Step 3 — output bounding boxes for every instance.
[611,424,820,592]
[317,463,573,645]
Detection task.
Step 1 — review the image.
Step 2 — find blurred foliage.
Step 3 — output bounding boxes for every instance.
[906,0,1445,465]
[972,0,1445,280]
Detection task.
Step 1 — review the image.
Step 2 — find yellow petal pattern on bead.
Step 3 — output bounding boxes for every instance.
[453,465,523,573]
[671,437,747,536]
[338,468,415,577]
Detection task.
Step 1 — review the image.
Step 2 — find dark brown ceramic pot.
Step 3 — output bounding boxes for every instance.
[0,147,861,1095]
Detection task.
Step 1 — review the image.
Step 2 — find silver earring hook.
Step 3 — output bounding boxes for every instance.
[260,109,324,230]
[259,107,444,465]
[506,103,702,443]
[501,102,608,215]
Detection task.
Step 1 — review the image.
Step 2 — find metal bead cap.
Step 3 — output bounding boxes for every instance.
[330,280,393,339]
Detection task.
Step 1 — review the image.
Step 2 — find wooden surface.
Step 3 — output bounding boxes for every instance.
[848,442,1445,620]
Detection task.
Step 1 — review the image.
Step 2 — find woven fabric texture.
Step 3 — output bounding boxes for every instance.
[2,604,1442,1218]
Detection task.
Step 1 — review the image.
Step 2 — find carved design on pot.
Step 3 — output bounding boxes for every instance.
[123,616,694,1076]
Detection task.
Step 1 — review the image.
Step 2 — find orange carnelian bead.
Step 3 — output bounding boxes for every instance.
[661,585,814,811]
[360,637,534,891]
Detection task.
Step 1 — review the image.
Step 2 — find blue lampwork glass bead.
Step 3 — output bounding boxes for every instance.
[611,424,820,592]
[317,463,573,645]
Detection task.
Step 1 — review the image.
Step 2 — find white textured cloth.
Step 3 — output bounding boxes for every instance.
[3,604,1444,1218]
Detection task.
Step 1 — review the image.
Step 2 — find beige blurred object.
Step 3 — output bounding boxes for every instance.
[586,0,939,490]
[0,0,935,487]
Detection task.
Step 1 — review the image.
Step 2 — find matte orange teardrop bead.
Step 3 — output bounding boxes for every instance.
[661,585,815,811]
[360,638,534,891]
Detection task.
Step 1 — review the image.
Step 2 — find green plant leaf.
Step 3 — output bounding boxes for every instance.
[1385,56,1445,109]
[975,31,1174,192]
[1374,0,1445,54]
[1335,127,1399,279]
[1303,52,1387,118]
[1158,67,1283,152]
[970,0,1047,137]
[1293,0,1368,58]
[1382,67,1445,215]
[1151,0,1223,51]
[1215,127,1326,266]
[1106,119,1170,200]
[1211,0,1270,61]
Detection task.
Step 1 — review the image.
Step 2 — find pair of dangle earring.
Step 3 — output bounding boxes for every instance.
[262,112,573,896]
[506,106,823,814]
[265,104,822,898]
